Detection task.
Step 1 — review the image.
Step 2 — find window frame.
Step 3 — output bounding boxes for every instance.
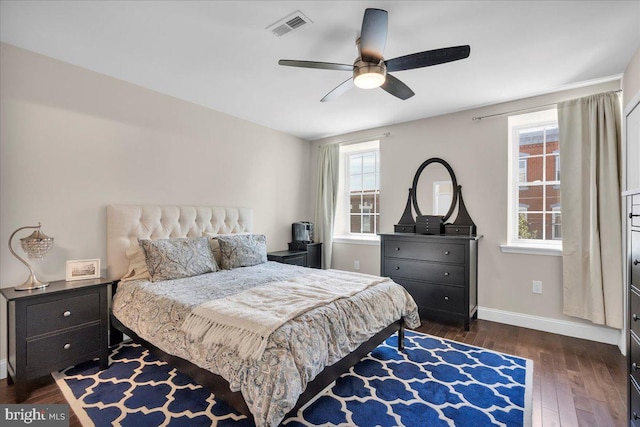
[502,109,562,256]
[333,140,381,243]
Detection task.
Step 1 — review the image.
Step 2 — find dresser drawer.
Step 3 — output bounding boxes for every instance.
[385,258,465,285]
[392,277,465,315]
[384,239,464,264]
[633,231,640,289]
[632,378,640,426]
[632,197,640,227]
[632,288,640,338]
[26,292,100,337]
[632,334,640,385]
[26,323,101,370]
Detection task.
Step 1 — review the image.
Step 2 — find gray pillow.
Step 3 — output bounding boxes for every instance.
[217,234,267,269]
[139,236,218,282]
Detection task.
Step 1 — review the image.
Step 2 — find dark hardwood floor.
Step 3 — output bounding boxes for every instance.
[0,319,626,427]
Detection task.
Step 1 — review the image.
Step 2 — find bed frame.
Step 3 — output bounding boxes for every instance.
[106,204,405,421]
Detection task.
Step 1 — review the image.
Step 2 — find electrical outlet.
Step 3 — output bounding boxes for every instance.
[354,260,360,270]
[532,280,542,294]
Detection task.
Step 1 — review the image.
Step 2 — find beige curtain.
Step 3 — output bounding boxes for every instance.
[558,91,623,328]
[314,144,339,269]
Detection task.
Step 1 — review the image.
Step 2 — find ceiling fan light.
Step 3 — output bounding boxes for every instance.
[354,72,386,89]
[353,60,386,89]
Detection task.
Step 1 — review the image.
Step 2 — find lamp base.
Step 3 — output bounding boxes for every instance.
[14,275,49,291]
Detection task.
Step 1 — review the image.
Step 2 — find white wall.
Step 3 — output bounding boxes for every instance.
[0,43,312,364]
[313,79,623,344]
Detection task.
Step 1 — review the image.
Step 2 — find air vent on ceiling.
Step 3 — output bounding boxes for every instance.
[266,10,312,37]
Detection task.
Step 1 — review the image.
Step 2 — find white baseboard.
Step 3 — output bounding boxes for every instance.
[478,306,624,351]
[0,358,6,380]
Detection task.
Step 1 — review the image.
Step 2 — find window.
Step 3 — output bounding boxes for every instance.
[334,140,380,241]
[504,109,562,254]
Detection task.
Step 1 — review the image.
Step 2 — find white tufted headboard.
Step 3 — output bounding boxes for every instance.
[107,205,253,280]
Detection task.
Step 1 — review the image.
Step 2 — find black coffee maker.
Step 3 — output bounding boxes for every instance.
[291,222,313,243]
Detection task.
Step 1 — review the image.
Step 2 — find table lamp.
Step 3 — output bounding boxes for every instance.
[8,223,54,291]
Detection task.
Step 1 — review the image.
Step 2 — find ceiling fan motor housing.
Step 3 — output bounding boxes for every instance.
[353,58,387,89]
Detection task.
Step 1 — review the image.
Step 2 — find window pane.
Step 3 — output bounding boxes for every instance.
[375,192,380,212]
[519,212,543,240]
[363,173,376,191]
[362,191,376,213]
[350,194,362,214]
[362,214,373,233]
[546,153,560,181]
[350,215,361,234]
[350,155,362,174]
[550,212,562,240]
[518,185,543,211]
[362,153,376,174]
[545,185,561,211]
[350,174,362,192]
[375,215,380,234]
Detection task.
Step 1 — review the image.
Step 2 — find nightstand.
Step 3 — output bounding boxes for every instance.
[288,242,322,269]
[267,250,307,266]
[1,277,111,402]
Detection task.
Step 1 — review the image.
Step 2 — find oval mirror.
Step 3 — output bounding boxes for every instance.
[411,158,458,221]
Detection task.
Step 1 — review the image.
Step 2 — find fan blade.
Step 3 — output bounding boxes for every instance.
[381,74,415,100]
[321,77,355,102]
[385,45,471,72]
[359,8,388,61]
[278,60,353,71]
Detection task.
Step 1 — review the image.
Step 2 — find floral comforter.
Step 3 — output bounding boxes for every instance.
[111,261,420,427]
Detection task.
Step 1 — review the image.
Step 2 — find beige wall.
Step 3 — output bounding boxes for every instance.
[623,47,640,110]
[0,43,312,362]
[313,79,621,330]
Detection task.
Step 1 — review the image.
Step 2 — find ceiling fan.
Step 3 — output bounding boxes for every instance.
[278,8,470,102]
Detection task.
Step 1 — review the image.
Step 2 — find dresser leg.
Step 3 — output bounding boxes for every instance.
[6,374,14,385]
[14,382,30,403]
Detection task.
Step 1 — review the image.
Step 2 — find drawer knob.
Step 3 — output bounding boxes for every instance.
[634,412,640,420]
[395,247,400,251]
[444,251,450,255]
[630,212,640,219]
[634,314,639,322]
[455,228,460,232]
[635,259,639,266]
[63,310,71,317]
[63,343,71,350]
[395,266,400,270]
[444,296,449,301]
[633,362,638,371]
[444,272,450,276]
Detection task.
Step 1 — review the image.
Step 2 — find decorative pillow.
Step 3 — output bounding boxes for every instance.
[120,244,151,282]
[216,234,267,270]
[203,232,250,267]
[139,236,218,282]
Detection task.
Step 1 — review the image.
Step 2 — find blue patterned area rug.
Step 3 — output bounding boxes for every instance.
[53,330,532,427]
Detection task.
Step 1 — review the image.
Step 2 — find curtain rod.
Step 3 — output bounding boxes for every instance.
[319,132,390,147]
[471,89,622,121]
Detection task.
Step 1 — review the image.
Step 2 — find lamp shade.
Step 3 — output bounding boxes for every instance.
[9,223,54,291]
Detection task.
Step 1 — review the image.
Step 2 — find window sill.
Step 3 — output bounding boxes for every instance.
[333,235,380,246]
[500,243,562,257]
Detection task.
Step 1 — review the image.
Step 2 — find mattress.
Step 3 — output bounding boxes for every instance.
[112,261,420,427]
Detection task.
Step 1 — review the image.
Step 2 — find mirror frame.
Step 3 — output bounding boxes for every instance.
[411,157,459,221]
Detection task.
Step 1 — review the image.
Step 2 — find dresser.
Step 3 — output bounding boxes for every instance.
[380,233,480,330]
[1,278,111,402]
[626,189,640,425]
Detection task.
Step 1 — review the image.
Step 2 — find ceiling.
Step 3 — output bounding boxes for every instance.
[1,1,639,141]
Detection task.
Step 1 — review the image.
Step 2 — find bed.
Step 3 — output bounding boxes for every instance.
[107,205,420,427]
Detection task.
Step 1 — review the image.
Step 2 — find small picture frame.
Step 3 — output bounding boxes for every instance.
[66,258,100,281]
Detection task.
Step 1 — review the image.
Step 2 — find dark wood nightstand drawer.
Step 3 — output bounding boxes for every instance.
[384,258,465,285]
[26,323,101,370]
[384,239,464,264]
[26,292,100,337]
